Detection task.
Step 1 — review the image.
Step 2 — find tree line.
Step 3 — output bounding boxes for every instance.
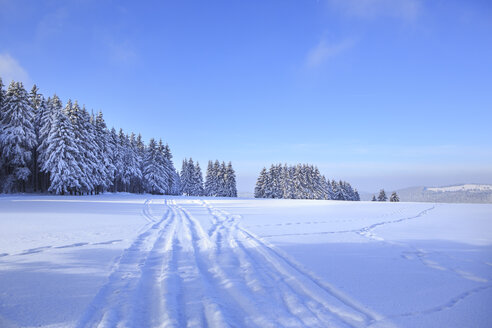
[0,77,237,197]
[254,164,360,201]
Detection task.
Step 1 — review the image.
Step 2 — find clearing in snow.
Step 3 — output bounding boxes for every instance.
[0,195,491,327]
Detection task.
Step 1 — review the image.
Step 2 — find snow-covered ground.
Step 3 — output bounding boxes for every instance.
[0,195,491,327]
[426,184,492,193]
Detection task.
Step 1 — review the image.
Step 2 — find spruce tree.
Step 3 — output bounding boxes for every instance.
[142,138,166,194]
[0,82,36,192]
[378,189,388,202]
[205,160,215,196]
[94,112,115,193]
[126,133,143,193]
[372,195,377,201]
[0,78,6,188]
[44,108,83,195]
[156,139,170,193]
[180,158,194,196]
[29,85,47,192]
[38,95,62,192]
[354,189,360,201]
[193,161,204,196]
[225,161,237,197]
[162,143,175,194]
[390,192,400,202]
[254,167,267,198]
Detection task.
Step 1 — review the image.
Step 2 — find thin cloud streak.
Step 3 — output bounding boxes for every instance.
[305,38,356,68]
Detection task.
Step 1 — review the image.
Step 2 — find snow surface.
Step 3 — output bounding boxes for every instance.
[0,195,491,327]
[426,184,492,193]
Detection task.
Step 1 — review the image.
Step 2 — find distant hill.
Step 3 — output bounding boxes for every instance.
[363,184,492,203]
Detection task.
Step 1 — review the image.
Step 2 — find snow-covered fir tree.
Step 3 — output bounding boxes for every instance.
[142,138,167,194]
[29,85,47,192]
[254,167,267,198]
[180,158,193,196]
[0,82,36,192]
[225,162,237,197]
[43,106,84,195]
[37,95,62,192]
[93,112,115,193]
[378,189,388,202]
[390,192,400,202]
[0,78,5,187]
[192,161,205,196]
[204,160,215,196]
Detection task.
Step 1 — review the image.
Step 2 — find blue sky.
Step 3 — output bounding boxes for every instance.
[1,0,491,192]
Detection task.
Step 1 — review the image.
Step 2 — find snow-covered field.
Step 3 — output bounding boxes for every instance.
[0,195,491,328]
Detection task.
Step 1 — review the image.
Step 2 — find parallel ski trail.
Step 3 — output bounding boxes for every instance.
[200,201,378,328]
[77,205,174,328]
[79,198,390,327]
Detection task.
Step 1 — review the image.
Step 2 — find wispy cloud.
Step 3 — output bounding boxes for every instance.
[106,39,137,64]
[326,0,422,21]
[305,38,355,69]
[36,6,69,40]
[0,53,31,85]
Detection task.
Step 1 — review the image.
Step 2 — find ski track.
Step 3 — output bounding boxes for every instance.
[75,198,405,328]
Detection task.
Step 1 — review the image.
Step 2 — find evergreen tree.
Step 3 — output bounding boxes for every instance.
[170,170,181,195]
[204,160,215,196]
[142,138,167,194]
[44,108,83,195]
[0,78,5,188]
[254,167,267,198]
[372,195,377,201]
[323,176,334,200]
[94,112,115,193]
[378,189,387,202]
[156,139,170,193]
[38,95,62,192]
[109,128,124,191]
[162,143,176,194]
[126,133,143,193]
[225,161,237,197]
[0,82,36,192]
[390,192,400,202]
[332,180,344,200]
[76,104,99,194]
[180,158,194,196]
[193,161,204,196]
[29,85,47,192]
[354,189,360,201]
[134,133,146,193]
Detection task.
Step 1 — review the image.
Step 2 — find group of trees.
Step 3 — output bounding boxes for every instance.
[180,159,237,197]
[0,77,238,197]
[205,160,237,197]
[372,189,399,202]
[0,78,182,195]
[254,164,360,201]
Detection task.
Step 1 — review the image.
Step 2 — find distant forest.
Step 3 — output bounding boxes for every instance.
[255,164,360,201]
[0,77,237,196]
